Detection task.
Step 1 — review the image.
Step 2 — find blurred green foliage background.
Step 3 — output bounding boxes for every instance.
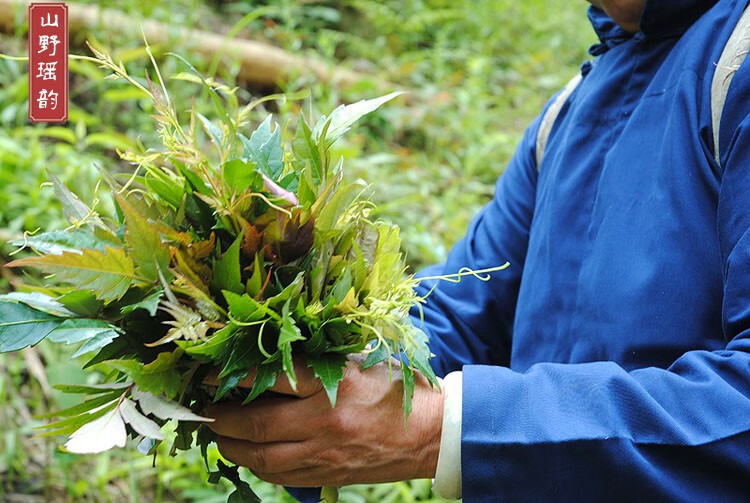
[0,0,593,501]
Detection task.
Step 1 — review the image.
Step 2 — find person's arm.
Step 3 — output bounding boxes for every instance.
[452,110,750,500]
[411,108,545,377]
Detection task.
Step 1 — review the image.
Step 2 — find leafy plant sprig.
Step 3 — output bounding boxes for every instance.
[0,44,507,502]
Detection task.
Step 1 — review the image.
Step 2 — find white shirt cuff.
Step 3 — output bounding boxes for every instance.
[432,370,462,499]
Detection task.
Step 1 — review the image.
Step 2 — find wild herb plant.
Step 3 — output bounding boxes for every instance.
[0,45,506,501]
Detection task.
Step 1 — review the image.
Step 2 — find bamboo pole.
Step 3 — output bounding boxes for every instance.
[0,0,380,90]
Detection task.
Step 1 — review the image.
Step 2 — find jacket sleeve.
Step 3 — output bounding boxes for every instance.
[459,113,750,501]
[409,108,544,378]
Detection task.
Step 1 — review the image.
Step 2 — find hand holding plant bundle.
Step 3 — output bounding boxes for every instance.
[0,44,506,502]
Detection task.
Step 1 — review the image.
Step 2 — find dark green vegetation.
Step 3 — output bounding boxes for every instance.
[0,1,592,501]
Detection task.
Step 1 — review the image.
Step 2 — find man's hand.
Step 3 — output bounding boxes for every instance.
[204,355,444,487]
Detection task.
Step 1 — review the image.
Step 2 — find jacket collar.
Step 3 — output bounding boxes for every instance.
[588,0,718,54]
[639,0,718,40]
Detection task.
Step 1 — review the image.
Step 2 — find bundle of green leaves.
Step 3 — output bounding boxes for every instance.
[0,46,447,501]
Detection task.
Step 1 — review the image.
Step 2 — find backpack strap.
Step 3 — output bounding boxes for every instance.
[535,73,582,169]
[711,4,750,168]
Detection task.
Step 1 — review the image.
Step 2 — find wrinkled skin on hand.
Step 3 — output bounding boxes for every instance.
[205,354,444,487]
[588,0,646,32]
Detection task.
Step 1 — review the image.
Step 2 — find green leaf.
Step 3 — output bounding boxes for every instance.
[266,271,305,310]
[313,91,404,146]
[293,115,322,184]
[223,290,278,323]
[214,368,249,402]
[217,460,261,503]
[171,279,225,321]
[138,351,183,400]
[82,337,130,369]
[303,327,326,356]
[115,193,170,283]
[314,181,366,232]
[307,354,347,407]
[228,486,261,503]
[321,317,365,352]
[278,299,305,391]
[177,161,212,196]
[245,252,265,298]
[46,319,121,358]
[36,391,122,419]
[105,359,142,376]
[57,290,103,317]
[197,425,215,469]
[240,115,283,179]
[329,267,352,304]
[6,247,141,301]
[297,164,319,209]
[242,361,280,404]
[120,290,163,316]
[47,319,119,345]
[145,171,185,210]
[197,112,224,150]
[53,382,131,394]
[333,287,358,314]
[107,350,182,400]
[118,398,165,440]
[362,341,391,371]
[218,332,261,380]
[355,219,379,268]
[213,234,244,295]
[401,362,415,422]
[405,327,439,388]
[0,292,74,317]
[223,159,260,192]
[173,420,199,451]
[72,329,121,358]
[37,400,118,436]
[0,301,63,352]
[208,471,222,484]
[48,172,93,226]
[10,229,107,256]
[277,171,298,192]
[182,323,237,360]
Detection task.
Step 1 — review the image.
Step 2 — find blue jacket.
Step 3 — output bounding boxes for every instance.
[413,0,750,501]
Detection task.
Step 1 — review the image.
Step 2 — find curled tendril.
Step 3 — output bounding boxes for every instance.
[8,228,41,256]
[226,313,269,328]
[414,262,510,284]
[124,187,152,200]
[237,192,294,218]
[355,320,397,378]
[256,321,273,359]
[357,321,388,355]
[118,162,144,195]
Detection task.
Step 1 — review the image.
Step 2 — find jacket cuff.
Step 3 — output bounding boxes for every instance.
[432,371,463,499]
